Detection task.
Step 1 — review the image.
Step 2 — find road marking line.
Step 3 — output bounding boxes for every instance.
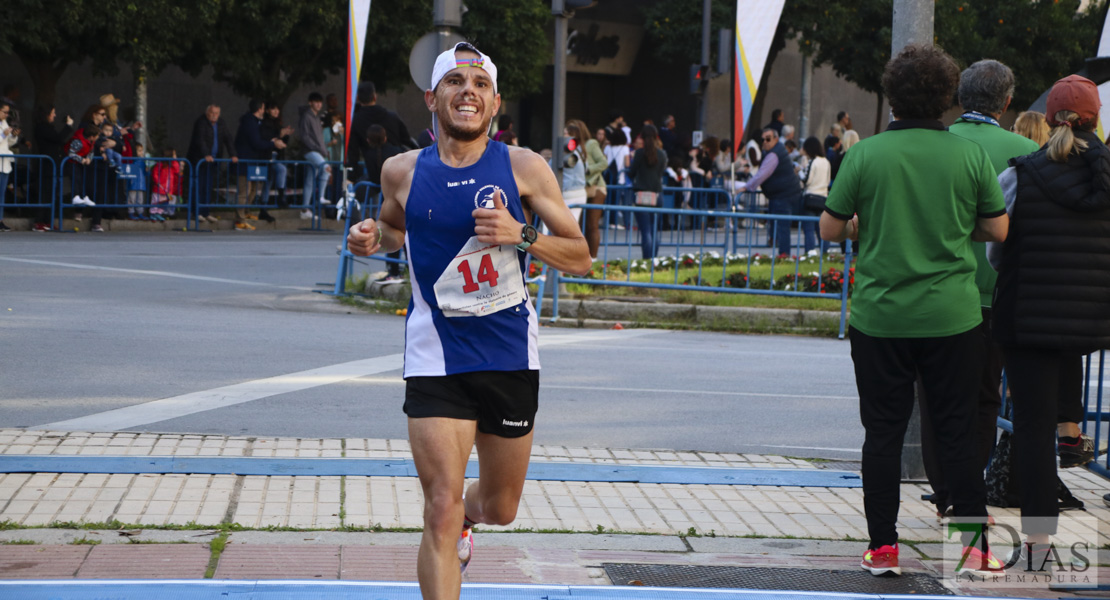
[0,257,314,291]
[759,444,862,453]
[544,384,855,401]
[33,328,661,432]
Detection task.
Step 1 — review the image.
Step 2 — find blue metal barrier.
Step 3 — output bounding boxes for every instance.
[190,158,343,230]
[326,187,554,317]
[0,154,56,228]
[995,351,1110,481]
[325,181,384,296]
[116,157,191,223]
[557,200,853,337]
[59,155,128,223]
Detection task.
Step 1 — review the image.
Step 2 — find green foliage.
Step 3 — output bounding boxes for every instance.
[784,0,892,96]
[459,0,551,99]
[363,0,550,99]
[361,0,431,93]
[640,0,735,67]
[201,0,347,106]
[784,0,1106,108]
[935,0,1105,108]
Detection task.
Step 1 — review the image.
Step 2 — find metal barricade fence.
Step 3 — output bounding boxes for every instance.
[0,154,56,226]
[995,351,1110,479]
[327,181,384,296]
[59,155,131,220]
[190,158,344,230]
[326,185,554,316]
[113,157,191,223]
[557,202,853,337]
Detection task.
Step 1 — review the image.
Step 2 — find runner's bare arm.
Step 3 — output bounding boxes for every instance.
[347,151,416,257]
[472,147,591,275]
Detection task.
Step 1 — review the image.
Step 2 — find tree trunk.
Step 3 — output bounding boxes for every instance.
[135,64,149,151]
[873,90,885,137]
[19,55,67,115]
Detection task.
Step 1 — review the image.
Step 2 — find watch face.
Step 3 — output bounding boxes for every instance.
[522,224,538,243]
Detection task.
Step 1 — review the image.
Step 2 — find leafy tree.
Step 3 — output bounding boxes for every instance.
[199,0,347,108]
[363,0,550,100]
[0,1,98,111]
[459,0,551,100]
[936,0,1105,109]
[640,0,734,69]
[786,0,1106,130]
[361,0,431,94]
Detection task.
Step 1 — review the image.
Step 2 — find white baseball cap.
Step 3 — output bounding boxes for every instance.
[431,42,498,94]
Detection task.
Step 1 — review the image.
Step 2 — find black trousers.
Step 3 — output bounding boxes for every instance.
[920,308,1003,511]
[1002,346,1083,535]
[849,326,988,548]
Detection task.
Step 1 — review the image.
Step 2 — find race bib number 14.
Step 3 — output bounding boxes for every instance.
[433,236,526,317]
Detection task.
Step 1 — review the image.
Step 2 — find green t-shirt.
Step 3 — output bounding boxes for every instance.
[825,121,1006,338]
[948,117,1039,306]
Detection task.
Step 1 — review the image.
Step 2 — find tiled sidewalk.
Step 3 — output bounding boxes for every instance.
[3,428,1110,545]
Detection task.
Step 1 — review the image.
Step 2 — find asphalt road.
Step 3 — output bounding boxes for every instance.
[1,232,864,459]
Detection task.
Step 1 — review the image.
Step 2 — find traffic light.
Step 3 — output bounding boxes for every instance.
[689,64,709,94]
[563,137,577,154]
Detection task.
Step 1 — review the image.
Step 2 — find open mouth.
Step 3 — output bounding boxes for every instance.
[455,103,480,118]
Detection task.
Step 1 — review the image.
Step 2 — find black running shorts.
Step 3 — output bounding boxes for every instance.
[403,370,539,438]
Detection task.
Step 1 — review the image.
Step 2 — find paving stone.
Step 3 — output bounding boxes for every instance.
[215,545,340,579]
[0,545,90,579]
[77,544,210,578]
[339,545,417,581]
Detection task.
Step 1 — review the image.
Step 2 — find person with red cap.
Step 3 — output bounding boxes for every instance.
[988,73,1110,568]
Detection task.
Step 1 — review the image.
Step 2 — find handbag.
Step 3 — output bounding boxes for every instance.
[803,192,826,212]
[634,191,658,206]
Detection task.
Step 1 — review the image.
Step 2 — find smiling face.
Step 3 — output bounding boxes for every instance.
[426,49,500,143]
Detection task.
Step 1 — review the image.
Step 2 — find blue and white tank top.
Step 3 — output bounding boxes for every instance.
[403,140,539,377]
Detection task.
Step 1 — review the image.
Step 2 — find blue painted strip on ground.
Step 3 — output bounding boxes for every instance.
[0,456,861,488]
[0,580,994,600]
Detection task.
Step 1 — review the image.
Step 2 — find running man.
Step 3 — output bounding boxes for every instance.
[346,42,591,600]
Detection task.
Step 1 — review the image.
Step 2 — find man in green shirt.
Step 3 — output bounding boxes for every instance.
[920,59,1040,520]
[820,45,1009,578]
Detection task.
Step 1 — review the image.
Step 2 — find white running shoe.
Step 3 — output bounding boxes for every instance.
[82,196,95,206]
[300,209,313,220]
[320,198,333,205]
[457,527,473,574]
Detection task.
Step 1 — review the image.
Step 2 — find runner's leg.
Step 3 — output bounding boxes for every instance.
[464,431,534,526]
[409,416,477,600]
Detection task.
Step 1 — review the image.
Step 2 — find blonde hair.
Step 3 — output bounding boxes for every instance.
[1046,110,1090,163]
[1012,111,1049,146]
[841,129,860,151]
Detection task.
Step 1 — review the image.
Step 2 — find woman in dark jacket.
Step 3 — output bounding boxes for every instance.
[29,105,73,230]
[627,124,667,259]
[989,75,1110,564]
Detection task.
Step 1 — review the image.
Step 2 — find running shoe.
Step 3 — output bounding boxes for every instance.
[0,221,10,232]
[1058,434,1095,468]
[300,209,313,220]
[235,221,255,231]
[861,544,900,576]
[457,527,473,574]
[91,224,104,232]
[955,546,1004,577]
[1004,543,1053,572]
[32,223,50,232]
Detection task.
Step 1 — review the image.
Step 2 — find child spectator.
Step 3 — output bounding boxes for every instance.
[151,148,183,218]
[95,122,124,172]
[126,142,151,220]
